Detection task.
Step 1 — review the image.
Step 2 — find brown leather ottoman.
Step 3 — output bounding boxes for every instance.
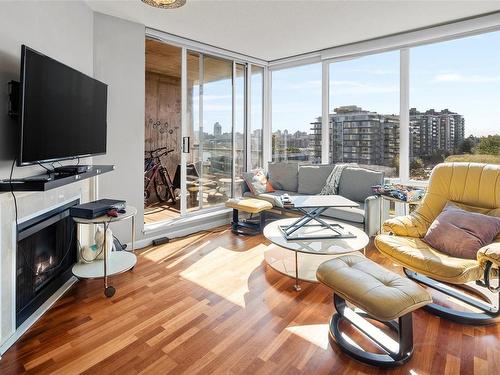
[317,254,432,367]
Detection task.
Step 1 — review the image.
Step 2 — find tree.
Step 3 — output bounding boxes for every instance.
[475,135,500,156]
[391,154,399,175]
[457,136,475,154]
[410,158,426,178]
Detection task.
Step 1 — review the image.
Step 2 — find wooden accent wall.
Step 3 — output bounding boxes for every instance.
[145,71,181,193]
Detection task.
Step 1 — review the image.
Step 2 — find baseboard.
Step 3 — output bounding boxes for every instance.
[130,215,231,249]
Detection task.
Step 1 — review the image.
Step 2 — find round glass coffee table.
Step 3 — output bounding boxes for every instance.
[263,217,369,291]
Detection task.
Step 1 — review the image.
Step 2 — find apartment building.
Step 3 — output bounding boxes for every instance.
[409,108,465,158]
[311,106,464,166]
[311,106,400,167]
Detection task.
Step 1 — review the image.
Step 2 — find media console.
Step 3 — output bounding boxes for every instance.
[0,165,115,192]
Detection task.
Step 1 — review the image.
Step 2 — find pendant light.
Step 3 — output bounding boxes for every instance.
[141,0,186,9]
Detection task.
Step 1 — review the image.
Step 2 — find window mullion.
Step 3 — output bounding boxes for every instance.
[399,48,410,182]
[321,61,330,164]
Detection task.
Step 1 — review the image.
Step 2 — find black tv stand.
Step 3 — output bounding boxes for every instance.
[10,174,53,182]
[54,165,91,175]
[0,165,115,192]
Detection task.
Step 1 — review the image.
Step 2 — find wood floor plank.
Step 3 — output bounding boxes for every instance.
[0,227,498,374]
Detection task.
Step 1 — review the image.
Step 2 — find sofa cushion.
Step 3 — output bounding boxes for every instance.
[268,162,299,192]
[322,202,365,224]
[338,167,383,202]
[298,165,335,194]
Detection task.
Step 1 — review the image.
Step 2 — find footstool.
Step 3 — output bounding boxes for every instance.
[225,198,273,235]
[316,254,432,367]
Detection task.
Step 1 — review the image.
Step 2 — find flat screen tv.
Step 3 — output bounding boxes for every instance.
[18,45,108,166]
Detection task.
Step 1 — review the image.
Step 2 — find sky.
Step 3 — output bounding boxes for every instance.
[272,30,500,137]
[192,66,263,136]
[192,30,500,138]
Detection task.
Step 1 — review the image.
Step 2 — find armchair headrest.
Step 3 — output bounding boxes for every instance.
[415,162,500,226]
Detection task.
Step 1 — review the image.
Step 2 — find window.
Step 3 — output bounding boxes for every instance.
[272,63,321,164]
[267,27,500,183]
[250,65,264,169]
[329,51,400,177]
[409,31,500,180]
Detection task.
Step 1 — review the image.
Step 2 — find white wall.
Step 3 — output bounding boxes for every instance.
[0,0,95,352]
[0,0,94,178]
[93,13,145,242]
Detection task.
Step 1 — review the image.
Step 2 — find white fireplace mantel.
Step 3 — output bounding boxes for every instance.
[0,181,93,356]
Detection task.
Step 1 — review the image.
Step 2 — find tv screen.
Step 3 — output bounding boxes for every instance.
[18,45,108,166]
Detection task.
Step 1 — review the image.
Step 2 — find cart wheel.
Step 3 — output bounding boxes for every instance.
[104,286,116,298]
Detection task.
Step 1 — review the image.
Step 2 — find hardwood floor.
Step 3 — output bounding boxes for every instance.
[1,227,499,374]
[143,201,180,223]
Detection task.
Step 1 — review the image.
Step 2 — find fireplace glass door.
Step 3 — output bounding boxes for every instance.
[16,200,78,327]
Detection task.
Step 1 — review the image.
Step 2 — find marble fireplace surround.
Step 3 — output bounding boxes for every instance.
[0,181,93,355]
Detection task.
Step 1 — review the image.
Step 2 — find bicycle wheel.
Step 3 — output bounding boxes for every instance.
[144,171,155,206]
[161,167,177,202]
[157,168,177,202]
[154,174,168,202]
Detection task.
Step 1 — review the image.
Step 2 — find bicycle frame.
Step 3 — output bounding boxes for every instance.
[144,147,177,204]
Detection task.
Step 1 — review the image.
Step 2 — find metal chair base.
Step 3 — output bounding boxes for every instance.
[329,294,413,368]
[231,209,266,236]
[403,268,500,325]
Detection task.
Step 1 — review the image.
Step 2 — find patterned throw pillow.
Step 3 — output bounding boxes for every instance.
[423,202,500,259]
[242,170,275,195]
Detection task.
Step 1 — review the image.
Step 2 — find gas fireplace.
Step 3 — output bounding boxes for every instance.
[16,199,78,327]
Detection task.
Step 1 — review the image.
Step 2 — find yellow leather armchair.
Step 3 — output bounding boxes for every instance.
[375,162,500,325]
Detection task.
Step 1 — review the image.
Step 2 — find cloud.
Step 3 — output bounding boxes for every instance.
[274,80,321,91]
[193,104,232,112]
[330,81,398,95]
[345,68,397,75]
[203,94,233,101]
[433,73,500,83]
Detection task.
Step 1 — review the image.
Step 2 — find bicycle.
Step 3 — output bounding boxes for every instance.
[144,147,177,205]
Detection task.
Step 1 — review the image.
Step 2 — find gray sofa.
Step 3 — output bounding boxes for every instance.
[242,162,383,236]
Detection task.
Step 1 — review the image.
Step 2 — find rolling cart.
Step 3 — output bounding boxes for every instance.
[72,206,137,297]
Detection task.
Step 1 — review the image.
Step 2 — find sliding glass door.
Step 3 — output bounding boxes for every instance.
[143,36,266,224]
[184,52,245,212]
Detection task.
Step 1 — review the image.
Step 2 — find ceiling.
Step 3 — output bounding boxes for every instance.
[146,39,234,82]
[86,0,500,61]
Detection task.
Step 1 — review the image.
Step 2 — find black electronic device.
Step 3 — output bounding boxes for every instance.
[70,199,126,219]
[54,165,91,175]
[17,45,108,167]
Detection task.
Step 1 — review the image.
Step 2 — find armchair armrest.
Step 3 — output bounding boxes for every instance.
[477,241,500,268]
[364,195,381,237]
[382,213,429,238]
